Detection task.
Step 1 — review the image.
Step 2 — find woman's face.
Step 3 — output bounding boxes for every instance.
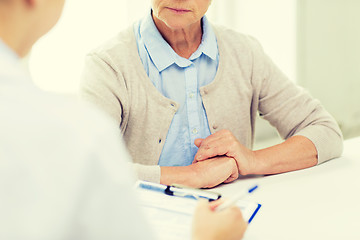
[151,0,212,30]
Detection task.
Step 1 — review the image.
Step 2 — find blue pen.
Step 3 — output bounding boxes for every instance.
[137,181,221,201]
[216,185,258,211]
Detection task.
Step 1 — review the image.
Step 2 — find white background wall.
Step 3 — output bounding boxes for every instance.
[297,0,360,139]
[207,0,297,81]
[30,0,129,93]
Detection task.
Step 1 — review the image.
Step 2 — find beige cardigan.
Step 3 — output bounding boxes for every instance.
[80,25,343,183]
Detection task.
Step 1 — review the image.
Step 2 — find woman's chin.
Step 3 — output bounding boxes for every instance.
[164,19,197,31]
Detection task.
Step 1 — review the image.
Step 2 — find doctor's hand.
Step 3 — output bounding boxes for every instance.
[193,129,257,176]
[192,199,247,240]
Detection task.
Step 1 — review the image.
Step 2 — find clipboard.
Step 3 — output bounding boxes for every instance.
[135,180,261,240]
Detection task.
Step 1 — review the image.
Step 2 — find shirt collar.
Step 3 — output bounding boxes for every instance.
[139,10,218,72]
[189,16,218,62]
[0,38,31,86]
[0,38,20,66]
[140,11,178,72]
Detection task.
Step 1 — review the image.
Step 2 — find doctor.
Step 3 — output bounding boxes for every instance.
[0,0,246,239]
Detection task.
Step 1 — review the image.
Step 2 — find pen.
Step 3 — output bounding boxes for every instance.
[216,185,258,211]
[166,184,222,201]
[136,181,222,201]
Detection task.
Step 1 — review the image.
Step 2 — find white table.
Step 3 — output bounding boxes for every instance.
[214,137,360,240]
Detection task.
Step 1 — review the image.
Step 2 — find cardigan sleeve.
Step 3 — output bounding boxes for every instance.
[79,53,126,129]
[131,164,162,183]
[80,53,162,183]
[248,36,343,164]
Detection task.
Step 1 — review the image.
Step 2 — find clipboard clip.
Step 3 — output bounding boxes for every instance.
[164,184,222,202]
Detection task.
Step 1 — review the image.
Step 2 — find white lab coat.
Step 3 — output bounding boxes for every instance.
[0,39,154,240]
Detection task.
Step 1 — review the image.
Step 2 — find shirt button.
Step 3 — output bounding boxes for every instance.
[201,89,208,95]
[189,93,195,99]
[192,128,198,135]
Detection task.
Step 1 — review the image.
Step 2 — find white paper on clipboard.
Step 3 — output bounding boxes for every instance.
[135,181,261,240]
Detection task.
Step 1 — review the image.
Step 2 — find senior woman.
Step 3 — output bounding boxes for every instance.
[80,0,343,188]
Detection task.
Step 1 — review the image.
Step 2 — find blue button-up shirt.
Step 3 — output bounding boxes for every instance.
[134,12,219,166]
